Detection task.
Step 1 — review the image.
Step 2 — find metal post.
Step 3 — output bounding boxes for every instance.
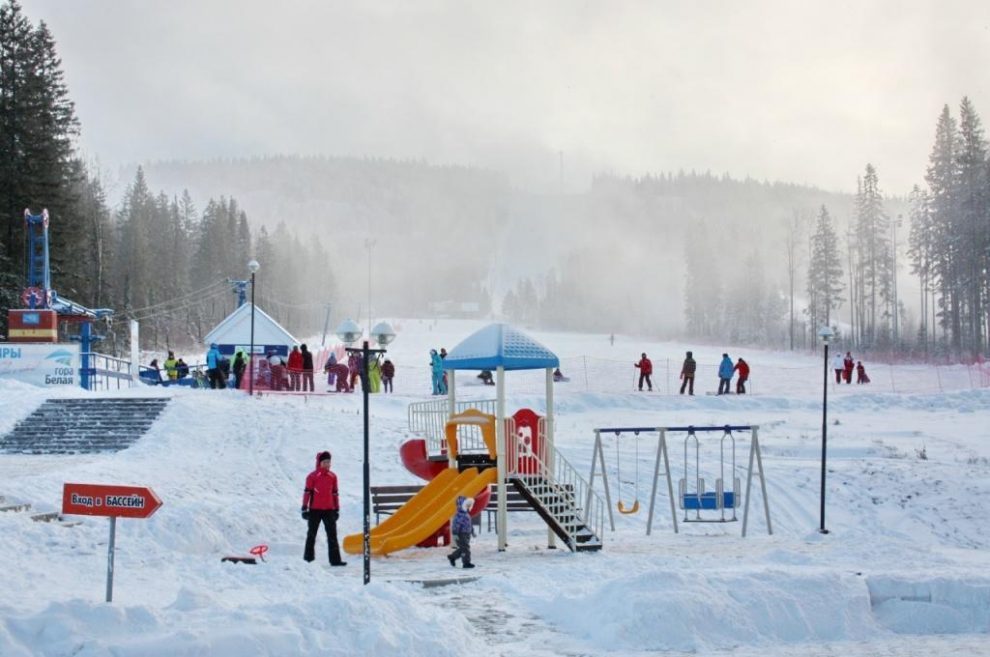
[495,366,507,551]
[129,320,140,383]
[106,516,116,602]
[321,303,332,346]
[249,272,256,396]
[80,321,92,390]
[546,367,556,549]
[362,341,371,584]
[820,342,829,534]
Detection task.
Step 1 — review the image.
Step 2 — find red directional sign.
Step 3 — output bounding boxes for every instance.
[62,483,163,519]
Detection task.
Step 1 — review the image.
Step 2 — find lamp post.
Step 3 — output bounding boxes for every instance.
[337,320,395,585]
[817,325,834,534]
[247,260,260,396]
[892,215,902,346]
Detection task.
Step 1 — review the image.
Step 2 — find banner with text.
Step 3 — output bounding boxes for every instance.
[0,343,80,387]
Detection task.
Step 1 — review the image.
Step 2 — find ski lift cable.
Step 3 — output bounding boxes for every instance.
[124,279,229,315]
[127,285,233,322]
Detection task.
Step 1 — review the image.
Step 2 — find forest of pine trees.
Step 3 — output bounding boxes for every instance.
[0,1,335,352]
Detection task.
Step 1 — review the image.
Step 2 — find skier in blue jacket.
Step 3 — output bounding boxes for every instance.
[447,495,475,569]
[717,353,734,395]
[206,343,224,389]
[430,349,445,395]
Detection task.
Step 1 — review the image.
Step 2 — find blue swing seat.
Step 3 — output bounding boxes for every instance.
[681,491,736,510]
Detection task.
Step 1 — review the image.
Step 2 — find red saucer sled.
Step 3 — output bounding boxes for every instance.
[221,544,268,565]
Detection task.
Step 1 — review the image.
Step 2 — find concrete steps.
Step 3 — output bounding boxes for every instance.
[0,397,170,454]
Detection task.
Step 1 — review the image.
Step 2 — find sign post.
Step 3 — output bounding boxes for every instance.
[62,483,163,602]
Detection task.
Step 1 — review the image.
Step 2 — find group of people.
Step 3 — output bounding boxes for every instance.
[832,351,871,384]
[300,449,475,569]
[638,350,749,395]
[321,351,396,394]
[430,348,448,395]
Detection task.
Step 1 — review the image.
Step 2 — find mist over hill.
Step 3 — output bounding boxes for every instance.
[132,156,858,340]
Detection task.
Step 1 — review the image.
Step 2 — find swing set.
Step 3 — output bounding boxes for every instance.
[587,425,772,537]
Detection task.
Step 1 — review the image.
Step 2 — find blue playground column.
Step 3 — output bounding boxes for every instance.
[80,320,92,390]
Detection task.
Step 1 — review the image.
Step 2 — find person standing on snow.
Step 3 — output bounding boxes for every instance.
[324,351,338,389]
[381,358,395,393]
[843,352,854,384]
[634,353,653,391]
[287,345,303,391]
[163,351,179,381]
[232,351,246,389]
[430,349,444,395]
[439,348,449,394]
[300,344,315,392]
[832,352,844,384]
[206,343,224,389]
[679,351,696,395]
[301,451,347,566]
[734,357,750,394]
[717,353,734,395]
[447,496,476,569]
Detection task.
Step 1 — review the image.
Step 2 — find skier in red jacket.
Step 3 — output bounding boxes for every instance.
[301,451,346,566]
[734,358,750,394]
[634,353,653,391]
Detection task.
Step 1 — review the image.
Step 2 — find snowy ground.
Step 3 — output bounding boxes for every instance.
[1,319,989,656]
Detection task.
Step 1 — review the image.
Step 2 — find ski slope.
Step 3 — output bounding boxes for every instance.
[1,319,989,657]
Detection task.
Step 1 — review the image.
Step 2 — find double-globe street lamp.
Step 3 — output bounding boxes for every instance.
[248,259,260,396]
[337,319,396,585]
[818,325,834,534]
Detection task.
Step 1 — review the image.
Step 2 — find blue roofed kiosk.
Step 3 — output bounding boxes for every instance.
[443,323,560,551]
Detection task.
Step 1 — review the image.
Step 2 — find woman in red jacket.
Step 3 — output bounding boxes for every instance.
[301,451,346,566]
[634,353,653,391]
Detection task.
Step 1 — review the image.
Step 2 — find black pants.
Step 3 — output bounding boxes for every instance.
[383,376,393,392]
[718,377,731,394]
[304,509,343,564]
[680,375,694,395]
[638,373,652,391]
[736,377,747,394]
[449,531,472,566]
[208,368,225,389]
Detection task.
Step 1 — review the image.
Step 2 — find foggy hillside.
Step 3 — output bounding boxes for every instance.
[133,157,858,339]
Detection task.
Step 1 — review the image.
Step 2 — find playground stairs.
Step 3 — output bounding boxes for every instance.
[509,474,603,552]
[0,397,170,454]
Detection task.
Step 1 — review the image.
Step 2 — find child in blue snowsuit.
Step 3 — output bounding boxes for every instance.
[447,495,475,569]
[430,349,446,395]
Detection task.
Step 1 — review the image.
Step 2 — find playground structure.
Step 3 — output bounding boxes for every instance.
[6,209,114,390]
[588,425,772,537]
[351,323,605,556]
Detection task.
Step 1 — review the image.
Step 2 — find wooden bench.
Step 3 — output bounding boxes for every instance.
[371,484,483,530]
[371,485,423,524]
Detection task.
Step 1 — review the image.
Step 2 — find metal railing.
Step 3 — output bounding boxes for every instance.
[507,423,605,549]
[82,353,136,391]
[407,398,497,456]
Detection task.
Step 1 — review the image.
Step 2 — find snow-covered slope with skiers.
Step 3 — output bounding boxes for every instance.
[1,319,989,657]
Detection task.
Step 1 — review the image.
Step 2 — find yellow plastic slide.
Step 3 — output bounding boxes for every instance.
[343,467,498,556]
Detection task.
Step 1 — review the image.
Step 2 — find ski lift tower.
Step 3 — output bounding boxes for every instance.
[7,209,113,390]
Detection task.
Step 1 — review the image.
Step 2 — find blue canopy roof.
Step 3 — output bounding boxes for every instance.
[443,323,559,371]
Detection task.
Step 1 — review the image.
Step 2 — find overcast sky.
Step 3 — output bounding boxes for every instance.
[22,0,990,195]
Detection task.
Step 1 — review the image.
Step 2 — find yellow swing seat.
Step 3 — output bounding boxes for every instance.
[617,499,640,514]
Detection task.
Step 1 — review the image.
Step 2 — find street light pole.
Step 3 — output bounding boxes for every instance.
[340,321,394,586]
[892,215,901,346]
[817,326,833,534]
[247,260,260,396]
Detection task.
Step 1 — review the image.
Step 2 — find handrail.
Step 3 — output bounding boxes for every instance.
[511,436,605,549]
[81,352,137,391]
[407,398,497,457]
